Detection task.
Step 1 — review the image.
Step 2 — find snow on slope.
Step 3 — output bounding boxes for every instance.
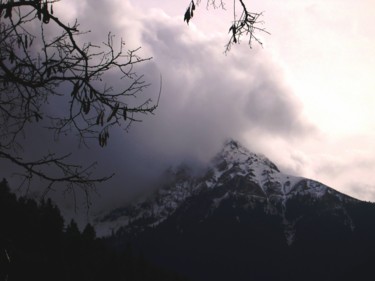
[207,140,337,203]
[95,139,356,241]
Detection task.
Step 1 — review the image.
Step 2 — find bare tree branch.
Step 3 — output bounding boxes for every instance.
[184,0,269,52]
[0,0,159,198]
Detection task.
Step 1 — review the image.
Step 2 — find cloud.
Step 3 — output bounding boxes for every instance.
[69,0,375,208]
[347,184,375,202]
[84,1,316,200]
[4,0,319,219]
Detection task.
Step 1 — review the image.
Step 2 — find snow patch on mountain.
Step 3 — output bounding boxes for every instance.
[96,139,358,242]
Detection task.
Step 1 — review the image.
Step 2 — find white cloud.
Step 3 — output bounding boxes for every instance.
[57,0,375,205]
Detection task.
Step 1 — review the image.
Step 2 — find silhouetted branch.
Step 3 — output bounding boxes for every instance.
[0,0,159,197]
[184,0,269,52]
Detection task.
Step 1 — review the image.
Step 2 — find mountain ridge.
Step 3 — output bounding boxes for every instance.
[96,139,358,244]
[96,139,375,281]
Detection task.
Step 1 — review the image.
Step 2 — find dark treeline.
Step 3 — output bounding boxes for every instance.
[0,179,187,281]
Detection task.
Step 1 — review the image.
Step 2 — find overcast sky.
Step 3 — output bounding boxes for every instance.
[5,0,375,218]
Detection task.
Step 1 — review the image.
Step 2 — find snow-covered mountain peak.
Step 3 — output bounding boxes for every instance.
[210,140,280,185]
[218,139,253,162]
[96,139,358,240]
[216,139,279,171]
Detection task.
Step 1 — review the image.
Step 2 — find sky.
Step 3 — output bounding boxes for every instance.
[4,0,375,219]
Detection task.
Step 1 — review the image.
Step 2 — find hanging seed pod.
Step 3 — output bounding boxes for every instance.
[107,103,119,122]
[123,107,127,121]
[98,133,103,147]
[4,6,12,19]
[42,3,50,24]
[96,111,102,125]
[100,111,104,126]
[84,101,91,114]
[37,1,42,20]
[98,130,109,147]
[71,82,79,97]
[184,7,191,24]
[9,51,15,64]
[34,112,43,122]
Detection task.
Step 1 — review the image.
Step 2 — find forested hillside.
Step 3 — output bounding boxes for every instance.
[0,179,187,281]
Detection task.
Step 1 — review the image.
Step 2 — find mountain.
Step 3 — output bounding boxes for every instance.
[96,139,375,281]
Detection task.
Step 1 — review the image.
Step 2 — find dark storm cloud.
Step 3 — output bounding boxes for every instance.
[3,0,317,217]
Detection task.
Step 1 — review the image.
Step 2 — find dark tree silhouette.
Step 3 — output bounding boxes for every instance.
[0,181,189,281]
[0,1,160,196]
[184,0,269,53]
